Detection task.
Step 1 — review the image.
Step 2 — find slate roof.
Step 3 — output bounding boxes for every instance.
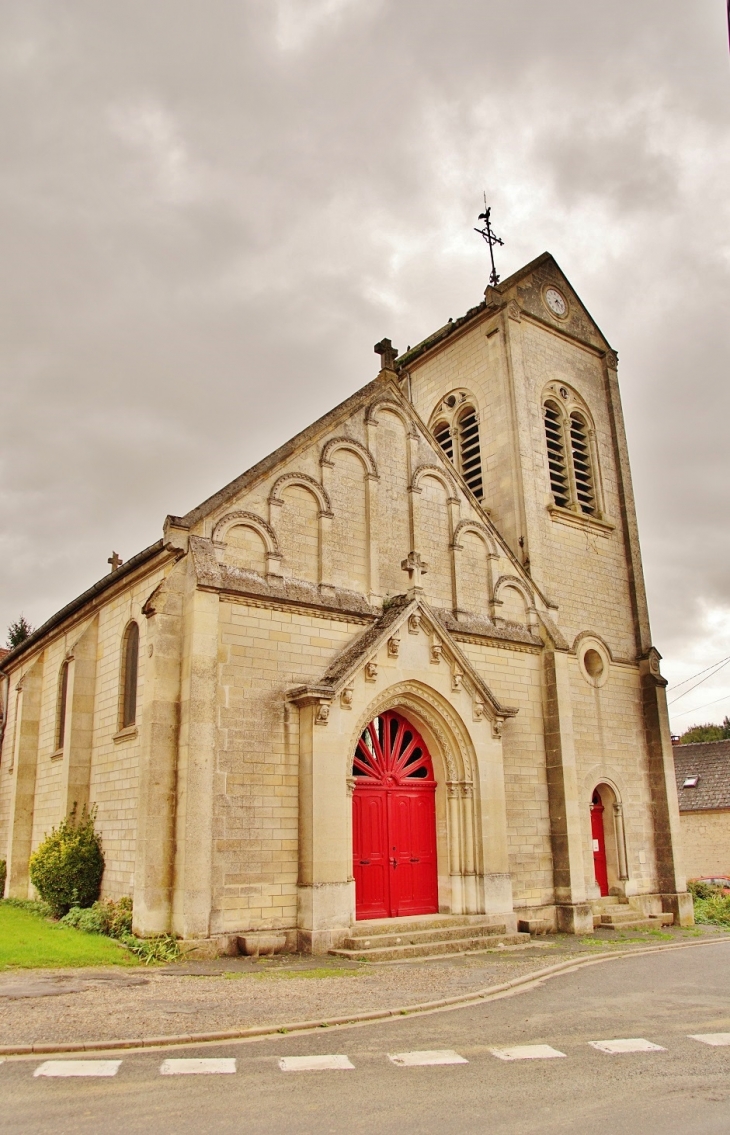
[673,740,730,812]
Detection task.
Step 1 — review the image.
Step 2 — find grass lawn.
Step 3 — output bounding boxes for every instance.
[0,903,139,970]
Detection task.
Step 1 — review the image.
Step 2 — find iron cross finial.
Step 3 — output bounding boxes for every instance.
[474,195,504,288]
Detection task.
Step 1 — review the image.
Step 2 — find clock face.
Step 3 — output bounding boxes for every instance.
[544,287,567,317]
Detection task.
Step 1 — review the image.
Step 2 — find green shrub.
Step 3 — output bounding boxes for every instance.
[29,806,104,917]
[57,895,175,964]
[59,895,133,939]
[688,880,723,900]
[2,896,54,918]
[0,858,6,898]
[120,933,180,964]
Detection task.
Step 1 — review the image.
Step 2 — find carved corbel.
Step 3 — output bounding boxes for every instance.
[388,635,400,658]
[314,701,331,726]
[452,668,463,692]
[340,686,354,709]
[491,717,505,739]
[430,639,443,664]
[408,613,421,635]
[365,660,378,682]
[472,699,485,722]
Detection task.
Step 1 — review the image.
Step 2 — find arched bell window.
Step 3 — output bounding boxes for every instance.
[543,389,600,518]
[56,660,69,751]
[430,390,484,501]
[120,622,139,729]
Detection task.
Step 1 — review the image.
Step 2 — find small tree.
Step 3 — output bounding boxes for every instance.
[679,723,725,744]
[7,615,33,649]
[29,806,104,917]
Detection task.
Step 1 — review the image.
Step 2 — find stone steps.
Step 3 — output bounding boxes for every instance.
[593,903,673,932]
[330,931,529,962]
[329,915,529,961]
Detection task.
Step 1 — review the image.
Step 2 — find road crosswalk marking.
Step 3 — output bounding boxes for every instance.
[489,1045,566,1061]
[689,1033,730,1046]
[3,1031,728,1082]
[160,1058,236,1075]
[388,1050,468,1066]
[33,1060,122,1078]
[589,1038,665,1054]
[278,1055,354,1072]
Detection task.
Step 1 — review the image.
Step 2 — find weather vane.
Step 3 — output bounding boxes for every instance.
[474,194,504,287]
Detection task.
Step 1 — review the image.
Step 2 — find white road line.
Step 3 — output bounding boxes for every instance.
[160,1058,236,1075]
[34,1060,122,1078]
[689,1033,730,1046]
[589,1038,666,1054]
[388,1050,468,1067]
[278,1055,354,1072]
[490,1045,566,1061]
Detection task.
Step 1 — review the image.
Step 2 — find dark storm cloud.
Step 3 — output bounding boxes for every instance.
[1,1,728,728]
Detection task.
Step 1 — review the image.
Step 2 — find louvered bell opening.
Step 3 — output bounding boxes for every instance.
[544,403,569,508]
[434,421,455,464]
[570,415,595,515]
[458,408,483,500]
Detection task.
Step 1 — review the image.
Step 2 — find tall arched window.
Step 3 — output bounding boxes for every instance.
[569,413,595,515]
[430,390,484,501]
[543,400,570,509]
[120,622,139,729]
[543,390,599,517]
[56,660,69,751]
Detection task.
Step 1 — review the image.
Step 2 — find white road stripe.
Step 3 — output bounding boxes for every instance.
[388,1050,468,1067]
[34,1060,122,1078]
[589,1038,665,1054]
[160,1058,236,1075]
[689,1033,730,1046]
[278,1055,354,1072]
[490,1045,566,1061]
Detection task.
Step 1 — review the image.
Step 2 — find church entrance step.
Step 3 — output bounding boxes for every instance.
[340,920,510,952]
[599,912,674,931]
[329,931,529,962]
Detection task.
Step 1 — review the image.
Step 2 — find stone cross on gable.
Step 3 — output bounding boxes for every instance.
[374,338,399,372]
[108,551,124,573]
[401,550,428,589]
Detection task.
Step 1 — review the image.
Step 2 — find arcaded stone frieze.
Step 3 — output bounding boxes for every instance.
[188,534,373,617]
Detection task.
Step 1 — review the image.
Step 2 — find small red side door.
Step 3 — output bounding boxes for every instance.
[591,792,609,897]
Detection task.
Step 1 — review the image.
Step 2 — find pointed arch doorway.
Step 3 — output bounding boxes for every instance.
[591,789,609,897]
[352,710,439,920]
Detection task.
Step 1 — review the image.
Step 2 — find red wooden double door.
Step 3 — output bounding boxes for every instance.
[352,711,439,920]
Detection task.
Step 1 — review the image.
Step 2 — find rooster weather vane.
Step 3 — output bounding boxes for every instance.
[474,195,504,288]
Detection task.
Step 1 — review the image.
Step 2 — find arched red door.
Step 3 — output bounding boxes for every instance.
[352,711,439,920]
[591,790,609,897]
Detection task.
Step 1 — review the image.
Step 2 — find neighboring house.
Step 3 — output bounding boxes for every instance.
[0,253,692,952]
[673,740,730,879]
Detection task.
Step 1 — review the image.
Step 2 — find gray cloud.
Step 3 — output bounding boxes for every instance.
[1,0,729,729]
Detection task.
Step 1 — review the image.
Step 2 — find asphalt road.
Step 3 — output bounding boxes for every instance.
[4,940,730,1135]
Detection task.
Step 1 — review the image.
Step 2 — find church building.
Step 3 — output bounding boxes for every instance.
[0,253,693,954]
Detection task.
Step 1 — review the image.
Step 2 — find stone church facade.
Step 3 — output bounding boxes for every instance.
[0,253,693,951]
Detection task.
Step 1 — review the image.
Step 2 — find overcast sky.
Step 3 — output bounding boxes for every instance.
[1,1,728,732]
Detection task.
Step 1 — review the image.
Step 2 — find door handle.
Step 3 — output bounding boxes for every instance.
[390,857,398,869]
[410,857,420,863]
[359,860,370,865]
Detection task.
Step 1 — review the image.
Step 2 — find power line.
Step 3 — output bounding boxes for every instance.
[671,692,730,720]
[667,655,730,706]
[667,652,730,692]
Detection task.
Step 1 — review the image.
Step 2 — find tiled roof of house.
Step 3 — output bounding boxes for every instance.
[673,739,730,812]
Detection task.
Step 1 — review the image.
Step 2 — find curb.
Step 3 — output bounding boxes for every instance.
[1,936,728,1058]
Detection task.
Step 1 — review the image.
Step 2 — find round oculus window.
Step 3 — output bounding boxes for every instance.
[579,642,609,687]
[544,287,568,318]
